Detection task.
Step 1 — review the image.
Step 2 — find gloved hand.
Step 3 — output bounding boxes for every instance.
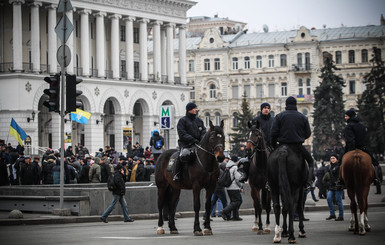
[194,139,200,144]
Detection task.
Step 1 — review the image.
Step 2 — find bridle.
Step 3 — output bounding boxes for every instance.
[247,128,267,159]
[194,131,224,171]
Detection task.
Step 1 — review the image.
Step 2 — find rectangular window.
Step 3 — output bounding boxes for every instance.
[214,58,220,70]
[349,80,356,94]
[134,61,139,79]
[268,55,274,68]
[281,82,287,96]
[349,50,355,63]
[256,84,263,98]
[268,84,275,97]
[335,51,342,64]
[280,54,287,67]
[189,60,194,72]
[361,49,368,63]
[256,56,262,69]
[134,27,139,43]
[244,57,250,69]
[297,53,303,68]
[120,25,126,41]
[232,85,239,99]
[305,53,310,70]
[306,79,311,95]
[232,58,238,70]
[204,59,210,71]
[190,87,195,100]
[244,85,250,98]
[120,60,126,72]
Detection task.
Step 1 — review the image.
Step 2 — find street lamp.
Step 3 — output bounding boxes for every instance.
[27,111,35,123]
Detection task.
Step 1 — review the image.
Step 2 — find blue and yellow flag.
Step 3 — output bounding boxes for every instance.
[9,118,28,146]
[297,95,305,102]
[71,109,91,124]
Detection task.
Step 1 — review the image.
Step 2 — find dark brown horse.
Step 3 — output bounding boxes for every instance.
[245,121,271,234]
[267,144,307,243]
[155,120,225,236]
[340,149,374,235]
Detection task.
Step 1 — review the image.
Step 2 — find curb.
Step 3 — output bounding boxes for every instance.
[1,202,384,226]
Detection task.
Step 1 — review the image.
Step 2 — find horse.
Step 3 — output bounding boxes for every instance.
[245,121,271,234]
[267,144,307,243]
[340,149,374,235]
[155,120,225,236]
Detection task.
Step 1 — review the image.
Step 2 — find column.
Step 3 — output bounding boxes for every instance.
[47,4,57,74]
[139,18,149,81]
[10,0,24,71]
[161,27,167,80]
[80,9,91,76]
[30,1,42,73]
[66,9,74,74]
[95,11,106,78]
[152,21,162,82]
[166,23,175,83]
[124,16,135,80]
[110,14,121,79]
[178,25,187,85]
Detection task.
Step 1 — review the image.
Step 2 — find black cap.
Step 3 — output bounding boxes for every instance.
[186,102,197,111]
[330,153,338,160]
[231,156,239,162]
[260,102,271,111]
[286,96,297,106]
[345,109,356,118]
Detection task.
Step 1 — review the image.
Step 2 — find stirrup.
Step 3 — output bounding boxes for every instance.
[173,173,181,182]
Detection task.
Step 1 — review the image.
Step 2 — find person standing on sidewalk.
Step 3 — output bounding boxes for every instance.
[100,164,134,223]
[324,154,344,221]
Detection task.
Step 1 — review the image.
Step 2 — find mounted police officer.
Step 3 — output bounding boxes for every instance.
[173,102,206,182]
[270,96,314,188]
[342,108,380,185]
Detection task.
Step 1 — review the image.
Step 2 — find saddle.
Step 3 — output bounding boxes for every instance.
[167,151,179,172]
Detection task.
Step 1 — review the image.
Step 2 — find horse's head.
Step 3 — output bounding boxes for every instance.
[246,120,265,157]
[208,120,225,162]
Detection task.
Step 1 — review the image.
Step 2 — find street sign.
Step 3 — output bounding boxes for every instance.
[57,45,71,67]
[55,15,74,43]
[57,0,73,13]
[160,105,172,129]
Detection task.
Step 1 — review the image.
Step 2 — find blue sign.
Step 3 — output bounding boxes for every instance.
[161,117,170,129]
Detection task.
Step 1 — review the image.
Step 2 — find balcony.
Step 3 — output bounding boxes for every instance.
[291,64,312,73]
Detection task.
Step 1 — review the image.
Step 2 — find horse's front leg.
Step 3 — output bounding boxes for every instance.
[156,186,166,234]
[203,186,215,235]
[192,186,203,236]
[168,188,181,234]
[262,188,271,234]
[251,187,263,234]
[297,188,306,238]
[271,190,282,243]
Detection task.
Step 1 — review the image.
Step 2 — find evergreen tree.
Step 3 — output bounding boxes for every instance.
[229,93,255,155]
[312,52,345,160]
[357,47,385,154]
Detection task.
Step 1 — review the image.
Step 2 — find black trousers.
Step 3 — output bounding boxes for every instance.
[222,189,242,218]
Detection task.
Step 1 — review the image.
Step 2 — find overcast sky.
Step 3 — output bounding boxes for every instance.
[187,0,385,32]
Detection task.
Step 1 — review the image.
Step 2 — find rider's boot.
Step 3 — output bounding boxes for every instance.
[173,157,182,182]
[305,166,314,190]
[238,158,250,183]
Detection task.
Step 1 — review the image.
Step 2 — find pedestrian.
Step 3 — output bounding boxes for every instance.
[315,161,328,199]
[0,154,10,186]
[324,154,344,221]
[144,146,152,159]
[100,157,111,183]
[149,129,164,162]
[78,157,90,183]
[100,164,134,223]
[32,156,41,184]
[42,155,55,184]
[221,156,243,221]
[173,102,206,182]
[89,157,101,183]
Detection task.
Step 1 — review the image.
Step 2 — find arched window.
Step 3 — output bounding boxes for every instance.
[305,52,310,70]
[268,55,274,67]
[256,56,262,68]
[214,58,220,70]
[209,84,216,99]
[232,57,238,70]
[205,113,210,127]
[244,56,250,69]
[280,54,287,67]
[215,112,221,126]
[297,53,303,68]
[232,112,238,127]
[204,58,210,71]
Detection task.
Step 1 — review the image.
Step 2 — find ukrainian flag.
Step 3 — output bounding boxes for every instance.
[297,95,305,102]
[9,118,28,146]
[71,109,91,124]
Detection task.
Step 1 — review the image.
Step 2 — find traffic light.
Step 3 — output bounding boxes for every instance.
[43,73,60,112]
[66,74,83,113]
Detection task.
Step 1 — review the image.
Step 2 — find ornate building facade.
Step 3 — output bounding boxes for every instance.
[0,0,196,155]
[148,24,385,151]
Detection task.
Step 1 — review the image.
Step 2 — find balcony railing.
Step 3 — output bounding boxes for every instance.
[291,64,312,72]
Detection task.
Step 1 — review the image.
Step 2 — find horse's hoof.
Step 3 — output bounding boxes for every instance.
[288,239,297,244]
[170,230,179,234]
[252,226,259,231]
[203,229,213,235]
[194,231,203,236]
[299,232,306,238]
[359,232,366,236]
[273,238,281,243]
[156,227,165,235]
[263,229,271,234]
[348,227,355,232]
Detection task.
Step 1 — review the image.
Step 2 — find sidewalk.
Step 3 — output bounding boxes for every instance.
[0,187,384,226]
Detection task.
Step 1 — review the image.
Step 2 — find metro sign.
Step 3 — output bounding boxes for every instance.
[160,105,172,129]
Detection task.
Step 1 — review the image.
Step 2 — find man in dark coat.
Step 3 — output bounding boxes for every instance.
[100,158,111,183]
[78,157,90,183]
[270,96,314,187]
[42,155,56,184]
[149,130,164,162]
[100,164,134,223]
[20,156,38,185]
[173,102,206,181]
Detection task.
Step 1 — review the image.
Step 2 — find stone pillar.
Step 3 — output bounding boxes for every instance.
[152,21,162,82]
[66,10,74,74]
[139,18,149,81]
[80,9,91,76]
[161,27,167,80]
[95,11,106,78]
[30,1,42,73]
[47,4,57,74]
[10,0,25,71]
[124,16,135,80]
[110,14,121,79]
[178,25,187,85]
[166,23,175,83]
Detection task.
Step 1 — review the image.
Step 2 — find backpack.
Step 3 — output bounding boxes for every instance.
[107,174,116,191]
[217,165,234,188]
[155,139,162,149]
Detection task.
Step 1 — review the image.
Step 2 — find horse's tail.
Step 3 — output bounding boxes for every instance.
[278,147,291,207]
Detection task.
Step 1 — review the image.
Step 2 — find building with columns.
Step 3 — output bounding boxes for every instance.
[0,0,196,155]
[148,24,385,151]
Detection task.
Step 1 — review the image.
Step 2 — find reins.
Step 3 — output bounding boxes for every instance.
[194,143,222,175]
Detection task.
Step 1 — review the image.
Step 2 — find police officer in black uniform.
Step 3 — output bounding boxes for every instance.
[173,102,206,182]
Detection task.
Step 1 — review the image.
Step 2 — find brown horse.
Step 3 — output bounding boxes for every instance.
[340,149,374,235]
[245,121,271,234]
[155,120,225,236]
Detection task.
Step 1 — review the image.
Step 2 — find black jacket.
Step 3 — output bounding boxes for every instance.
[150,131,164,149]
[344,117,366,152]
[270,105,311,146]
[100,163,111,183]
[42,159,55,184]
[113,171,126,196]
[252,114,274,146]
[78,164,90,183]
[327,162,341,191]
[20,163,38,185]
[177,112,206,148]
